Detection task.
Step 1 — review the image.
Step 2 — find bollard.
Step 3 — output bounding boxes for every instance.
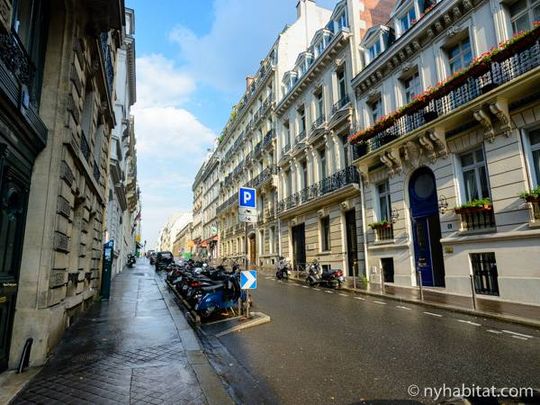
[469,274,477,310]
[380,269,385,294]
[416,270,424,301]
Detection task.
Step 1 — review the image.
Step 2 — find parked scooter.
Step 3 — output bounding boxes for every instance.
[127,254,136,268]
[275,257,292,280]
[305,259,345,289]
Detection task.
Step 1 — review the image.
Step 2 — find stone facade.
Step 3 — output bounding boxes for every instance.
[7,0,126,368]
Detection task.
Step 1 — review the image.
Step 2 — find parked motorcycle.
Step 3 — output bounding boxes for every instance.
[275,257,291,280]
[127,254,136,268]
[305,259,345,289]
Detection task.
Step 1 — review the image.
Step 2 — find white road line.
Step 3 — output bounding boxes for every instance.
[502,330,533,339]
[325,291,333,294]
[511,335,529,341]
[396,305,411,310]
[457,319,481,327]
[265,277,272,280]
[338,293,349,297]
[423,312,442,317]
[302,286,309,289]
[313,288,321,291]
[487,329,503,334]
[353,297,365,301]
[373,300,386,305]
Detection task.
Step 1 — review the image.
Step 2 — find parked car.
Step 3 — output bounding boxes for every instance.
[155,251,174,271]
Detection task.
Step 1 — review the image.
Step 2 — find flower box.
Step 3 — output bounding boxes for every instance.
[524,195,540,203]
[454,205,492,215]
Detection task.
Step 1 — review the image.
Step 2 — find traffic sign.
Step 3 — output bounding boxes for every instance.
[239,187,256,208]
[239,212,257,223]
[240,270,257,289]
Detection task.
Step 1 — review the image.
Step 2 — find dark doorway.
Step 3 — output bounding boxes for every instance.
[291,224,306,271]
[381,258,395,283]
[0,156,30,372]
[345,209,359,276]
[409,167,445,287]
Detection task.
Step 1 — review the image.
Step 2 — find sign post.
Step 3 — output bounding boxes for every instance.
[238,187,257,317]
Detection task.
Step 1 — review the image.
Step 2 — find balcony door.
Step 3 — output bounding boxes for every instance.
[408,167,445,287]
[291,224,306,271]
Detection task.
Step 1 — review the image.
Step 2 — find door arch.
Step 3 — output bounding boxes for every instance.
[408,167,445,287]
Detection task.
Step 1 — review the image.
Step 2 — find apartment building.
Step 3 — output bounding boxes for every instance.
[275,0,394,275]
[0,0,127,370]
[350,0,540,315]
[208,0,334,268]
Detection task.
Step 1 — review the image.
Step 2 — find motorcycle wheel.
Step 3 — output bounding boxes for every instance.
[275,271,282,280]
[199,306,215,319]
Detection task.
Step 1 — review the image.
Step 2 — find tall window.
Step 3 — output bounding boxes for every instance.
[527,129,540,186]
[315,89,324,120]
[302,160,308,188]
[336,69,346,101]
[319,149,327,179]
[377,181,392,221]
[283,120,290,147]
[298,105,306,136]
[399,7,416,33]
[447,38,472,74]
[286,169,292,196]
[402,71,421,104]
[320,216,331,251]
[337,12,348,30]
[460,148,490,202]
[508,0,540,33]
[368,41,381,61]
[368,97,383,123]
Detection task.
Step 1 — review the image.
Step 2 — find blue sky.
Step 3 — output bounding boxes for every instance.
[126,0,337,247]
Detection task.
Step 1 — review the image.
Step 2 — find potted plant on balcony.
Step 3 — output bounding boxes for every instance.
[519,186,540,203]
[368,220,392,229]
[454,198,493,214]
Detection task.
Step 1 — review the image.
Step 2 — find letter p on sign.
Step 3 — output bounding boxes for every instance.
[239,187,256,208]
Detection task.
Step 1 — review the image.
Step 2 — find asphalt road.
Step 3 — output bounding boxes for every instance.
[202,273,540,405]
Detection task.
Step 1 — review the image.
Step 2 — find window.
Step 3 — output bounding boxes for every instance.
[337,12,348,30]
[368,41,381,61]
[368,97,383,123]
[460,148,489,202]
[337,69,346,101]
[377,181,392,221]
[319,149,327,179]
[447,38,473,74]
[526,129,540,186]
[315,89,324,120]
[399,7,417,33]
[297,105,306,136]
[302,161,308,188]
[402,71,421,104]
[321,216,331,251]
[508,0,540,34]
[470,252,499,296]
[315,41,325,57]
[283,120,290,147]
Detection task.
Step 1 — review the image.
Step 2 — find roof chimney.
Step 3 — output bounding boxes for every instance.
[296,0,316,19]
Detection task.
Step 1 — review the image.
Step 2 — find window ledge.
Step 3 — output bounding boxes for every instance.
[458,227,497,235]
[528,221,540,229]
[373,239,396,245]
[317,251,333,256]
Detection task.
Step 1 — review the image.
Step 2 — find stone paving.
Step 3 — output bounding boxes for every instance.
[11,260,223,405]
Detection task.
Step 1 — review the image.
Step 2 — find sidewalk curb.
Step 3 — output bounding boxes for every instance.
[0,367,42,405]
[214,312,271,337]
[155,275,234,405]
[262,269,540,329]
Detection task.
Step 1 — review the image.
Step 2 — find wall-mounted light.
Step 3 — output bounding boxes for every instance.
[391,208,400,224]
[438,195,449,214]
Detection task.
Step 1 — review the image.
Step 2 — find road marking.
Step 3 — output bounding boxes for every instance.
[511,335,529,341]
[457,319,481,327]
[487,329,503,334]
[502,330,533,339]
[423,312,442,317]
[373,300,386,305]
[338,293,349,297]
[353,297,365,301]
[265,277,272,280]
[302,285,309,289]
[396,305,411,310]
[325,291,333,294]
[313,288,321,291]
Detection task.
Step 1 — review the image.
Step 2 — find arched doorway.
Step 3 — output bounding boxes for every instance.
[408,167,445,287]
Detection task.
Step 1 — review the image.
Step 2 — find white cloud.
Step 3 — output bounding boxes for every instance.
[135,54,196,108]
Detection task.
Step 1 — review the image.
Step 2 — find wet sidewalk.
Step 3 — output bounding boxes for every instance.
[10,260,232,405]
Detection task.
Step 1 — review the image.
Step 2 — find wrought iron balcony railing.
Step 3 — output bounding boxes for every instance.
[282,143,291,154]
[352,29,540,157]
[277,166,359,213]
[311,115,326,130]
[263,129,275,148]
[296,130,306,143]
[331,94,350,115]
[99,32,114,97]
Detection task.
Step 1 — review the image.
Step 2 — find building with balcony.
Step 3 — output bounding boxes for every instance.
[157,212,192,254]
[105,8,138,277]
[275,0,394,275]
[200,0,334,269]
[350,0,540,315]
[1,0,127,370]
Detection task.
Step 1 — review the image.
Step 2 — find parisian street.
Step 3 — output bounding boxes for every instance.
[202,274,540,404]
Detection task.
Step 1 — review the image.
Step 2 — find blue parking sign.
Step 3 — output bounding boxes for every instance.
[239,187,256,208]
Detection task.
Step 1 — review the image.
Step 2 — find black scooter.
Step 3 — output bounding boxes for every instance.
[127,254,136,268]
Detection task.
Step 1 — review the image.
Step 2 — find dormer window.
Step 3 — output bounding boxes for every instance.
[337,12,348,31]
[398,7,417,34]
[369,41,381,61]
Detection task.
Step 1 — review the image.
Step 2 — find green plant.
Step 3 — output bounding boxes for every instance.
[368,219,391,229]
[456,197,492,209]
[519,186,540,199]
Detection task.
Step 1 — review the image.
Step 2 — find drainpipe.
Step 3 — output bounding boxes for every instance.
[277,216,282,258]
[359,174,369,284]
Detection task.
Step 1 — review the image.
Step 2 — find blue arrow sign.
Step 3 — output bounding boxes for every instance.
[239,187,256,208]
[240,270,257,289]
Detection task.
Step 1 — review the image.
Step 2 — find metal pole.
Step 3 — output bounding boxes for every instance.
[352,260,357,290]
[244,221,251,318]
[469,274,477,310]
[417,270,424,301]
[380,269,384,294]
